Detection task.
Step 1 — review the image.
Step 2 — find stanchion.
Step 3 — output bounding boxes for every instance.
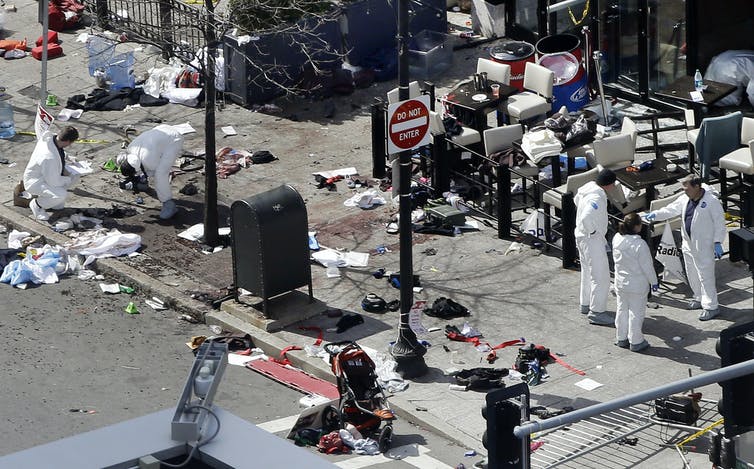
[497,163,512,239]
[371,101,386,179]
[561,192,578,268]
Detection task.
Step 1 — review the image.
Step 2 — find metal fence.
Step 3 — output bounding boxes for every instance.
[89,0,206,57]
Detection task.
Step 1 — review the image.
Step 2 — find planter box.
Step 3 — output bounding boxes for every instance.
[224,17,342,106]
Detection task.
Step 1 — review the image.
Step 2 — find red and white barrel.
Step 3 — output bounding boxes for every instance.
[538,52,589,112]
[489,41,535,92]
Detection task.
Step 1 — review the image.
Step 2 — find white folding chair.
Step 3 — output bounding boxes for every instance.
[477,58,511,85]
[504,62,553,124]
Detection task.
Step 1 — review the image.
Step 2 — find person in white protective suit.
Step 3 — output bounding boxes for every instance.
[575,168,617,326]
[23,126,80,221]
[644,175,726,321]
[612,213,658,352]
[116,124,184,220]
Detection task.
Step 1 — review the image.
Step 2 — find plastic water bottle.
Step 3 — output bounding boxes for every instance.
[0,96,15,139]
[694,69,703,92]
[193,365,213,398]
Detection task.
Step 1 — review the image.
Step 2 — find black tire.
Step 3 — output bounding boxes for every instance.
[378,425,393,453]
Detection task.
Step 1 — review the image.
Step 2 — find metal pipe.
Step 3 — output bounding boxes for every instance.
[547,0,586,14]
[514,358,754,438]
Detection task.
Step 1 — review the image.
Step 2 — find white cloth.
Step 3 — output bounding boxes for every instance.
[612,233,657,345]
[64,229,141,259]
[23,131,74,209]
[615,290,648,345]
[520,129,563,164]
[652,189,726,309]
[575,181,610,312]
[125,124,184,202]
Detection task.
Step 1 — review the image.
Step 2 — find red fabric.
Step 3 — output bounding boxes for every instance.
[32,43,63,61]
[246,359,339,399]
[48,0,84,32]
[548,352,586,375]
[299,326,323,346]
[36,31,59,46]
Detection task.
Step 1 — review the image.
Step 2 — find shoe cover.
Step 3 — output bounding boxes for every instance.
[159,199,178,219]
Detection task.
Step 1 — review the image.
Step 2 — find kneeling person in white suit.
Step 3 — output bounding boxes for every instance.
[117,124,184,220]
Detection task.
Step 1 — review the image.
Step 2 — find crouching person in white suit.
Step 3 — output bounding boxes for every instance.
[23,126,80,221]
[117,124,184,220]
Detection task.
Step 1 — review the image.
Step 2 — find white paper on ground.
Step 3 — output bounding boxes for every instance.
[99,283,121,294]
[575,378,603,391]
[312,167,358,179]
[342,251,369,267]
[172,122,197,134]
[177,224,230,241]
[57,108,83,121]
[221,126,237,136]
[227,353,260,366]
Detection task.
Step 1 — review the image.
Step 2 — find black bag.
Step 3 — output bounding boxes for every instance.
[424,297,470,319]
[514,343,551,373]
[251,150,276,164]
[455,367,509,390]
[654,395,700,425]
[442,116,463,137]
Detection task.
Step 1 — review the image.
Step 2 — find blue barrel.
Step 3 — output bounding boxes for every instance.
[538,52,589,112]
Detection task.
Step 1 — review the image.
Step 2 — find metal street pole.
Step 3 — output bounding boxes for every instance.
[203,0,219,247]
[38,0,49,102]
[390,0,427,379]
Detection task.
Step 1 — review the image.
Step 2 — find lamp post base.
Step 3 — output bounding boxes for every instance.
[391,329,428,379]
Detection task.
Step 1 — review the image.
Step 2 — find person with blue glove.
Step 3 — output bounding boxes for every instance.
[116,124,185,220]
[612,213,659,352]
[575,168,616,326]
[643,175,726,321]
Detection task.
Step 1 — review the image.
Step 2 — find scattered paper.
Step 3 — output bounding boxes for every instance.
[99,283,121,294]
[221,126,237,136]
[228,353,261,366]
[575,378,603,391]
[172,122,197,134]
[312,167,358,179]
[145,297,167,311]
[65,160,94,176]
[177,223,231,241]
[690,91,704,102]
[57,108,83,121]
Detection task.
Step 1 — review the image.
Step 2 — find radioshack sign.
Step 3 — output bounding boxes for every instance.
[386,95,431,154]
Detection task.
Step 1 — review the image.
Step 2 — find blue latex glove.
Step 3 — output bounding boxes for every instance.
[651,283,659,292]
[714,242,724,259]
[643,212,656,222]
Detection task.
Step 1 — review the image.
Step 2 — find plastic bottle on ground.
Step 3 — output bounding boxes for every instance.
[0,95,15,139]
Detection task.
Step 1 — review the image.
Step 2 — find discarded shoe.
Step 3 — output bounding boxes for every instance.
[386,300,400,312]
[687,300,702,310]
[587,311,614,326]
[30,199,51,221]
[385,222,398,234]
[615,339,629,349]
[580,304,589,315]
[629,340,650,352]
[699,309,719,321]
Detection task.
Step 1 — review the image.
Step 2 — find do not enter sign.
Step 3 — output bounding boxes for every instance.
[386,95,431,154]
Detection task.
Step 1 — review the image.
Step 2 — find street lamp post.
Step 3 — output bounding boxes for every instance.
[390,0,427,379]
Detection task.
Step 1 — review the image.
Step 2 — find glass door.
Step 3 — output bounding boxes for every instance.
[648,0,685,90]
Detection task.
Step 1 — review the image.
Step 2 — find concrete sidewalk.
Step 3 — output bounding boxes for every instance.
[2,2,752,467]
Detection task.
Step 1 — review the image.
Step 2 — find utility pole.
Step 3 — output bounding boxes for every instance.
[203,0,219,247]
[389,0,427,379]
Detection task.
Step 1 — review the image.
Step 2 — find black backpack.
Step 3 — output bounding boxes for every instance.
[424,297,470,319]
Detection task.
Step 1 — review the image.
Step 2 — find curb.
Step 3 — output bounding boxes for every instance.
[0,201,485,456]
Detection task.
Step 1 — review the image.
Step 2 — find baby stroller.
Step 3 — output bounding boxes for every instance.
[323,341,395,452]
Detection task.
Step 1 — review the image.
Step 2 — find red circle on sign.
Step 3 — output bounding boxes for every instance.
[389,99,429,150]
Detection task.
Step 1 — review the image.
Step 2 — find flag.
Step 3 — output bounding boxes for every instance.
[34,103,54,140]
[656,222,686,283]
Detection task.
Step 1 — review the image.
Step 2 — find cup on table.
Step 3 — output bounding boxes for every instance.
[490,84,500,97]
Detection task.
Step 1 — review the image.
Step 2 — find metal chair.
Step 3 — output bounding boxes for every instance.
[686,111,743,180]
[719,140,754,225]
[587,133,636,171]
[504,62,554,124]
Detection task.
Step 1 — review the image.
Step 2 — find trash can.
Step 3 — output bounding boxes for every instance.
[230,185,313,317]
[490,41,535,91]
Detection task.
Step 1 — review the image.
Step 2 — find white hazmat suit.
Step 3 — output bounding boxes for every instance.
[23,131,76,210]
[612,233,657,346]
[120,124,184,219]
[651,189,726,311]
[574,180,611,320]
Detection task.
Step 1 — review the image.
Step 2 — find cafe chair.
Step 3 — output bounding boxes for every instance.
[387,80,422,104]
[587,133,636,171]
[620,116,638,148]
[477,58,511,85]
[647,191,684,237]
[686,111,742,181]
[719,140,754,218]
[483,124,539,208]
[504,62,554,124]
[542,165,600,242]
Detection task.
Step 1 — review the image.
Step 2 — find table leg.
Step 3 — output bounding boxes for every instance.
[551,155,562,187]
